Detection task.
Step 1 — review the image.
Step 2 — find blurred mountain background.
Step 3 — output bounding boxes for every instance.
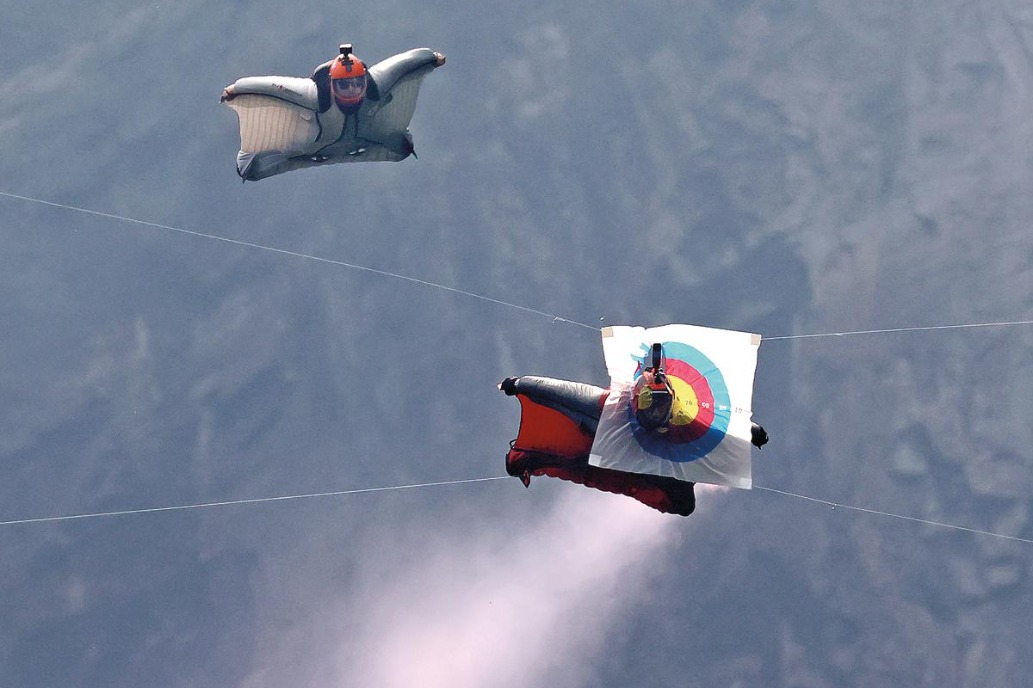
[2,1,1032,686]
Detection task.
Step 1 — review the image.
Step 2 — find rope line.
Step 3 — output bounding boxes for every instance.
[0,191,597,331]
[0,477,509,527]
[5,190,1032,341]
[2,477,1027,546]
[764,321,1033,341]
[753,485,1033,544]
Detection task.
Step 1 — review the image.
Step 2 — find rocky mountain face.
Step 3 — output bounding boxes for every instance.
[2,1,1031,686]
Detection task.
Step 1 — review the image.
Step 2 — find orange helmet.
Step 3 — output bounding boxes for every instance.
[330,44,367,107]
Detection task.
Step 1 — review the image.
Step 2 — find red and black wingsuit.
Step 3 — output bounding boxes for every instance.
[499,375,768,516]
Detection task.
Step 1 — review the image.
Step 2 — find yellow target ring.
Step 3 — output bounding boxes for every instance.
[668,377,699,427]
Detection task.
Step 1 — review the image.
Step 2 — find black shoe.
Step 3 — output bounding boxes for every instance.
[751,423,768,449]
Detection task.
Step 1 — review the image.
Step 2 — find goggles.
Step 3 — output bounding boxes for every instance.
[333,77,366,93]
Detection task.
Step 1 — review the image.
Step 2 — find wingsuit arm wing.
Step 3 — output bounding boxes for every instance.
[222,76,320,110]
[221,76,321,155]
[363,48,445,140]
[503,376,607,436]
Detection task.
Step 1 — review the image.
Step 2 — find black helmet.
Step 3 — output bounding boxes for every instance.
[632,343,674,431]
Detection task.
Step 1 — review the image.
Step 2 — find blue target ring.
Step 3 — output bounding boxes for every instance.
[628,341,731,461]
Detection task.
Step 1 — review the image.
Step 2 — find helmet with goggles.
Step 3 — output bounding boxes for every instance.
[329,44,367,107]
[632,343,675,432]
